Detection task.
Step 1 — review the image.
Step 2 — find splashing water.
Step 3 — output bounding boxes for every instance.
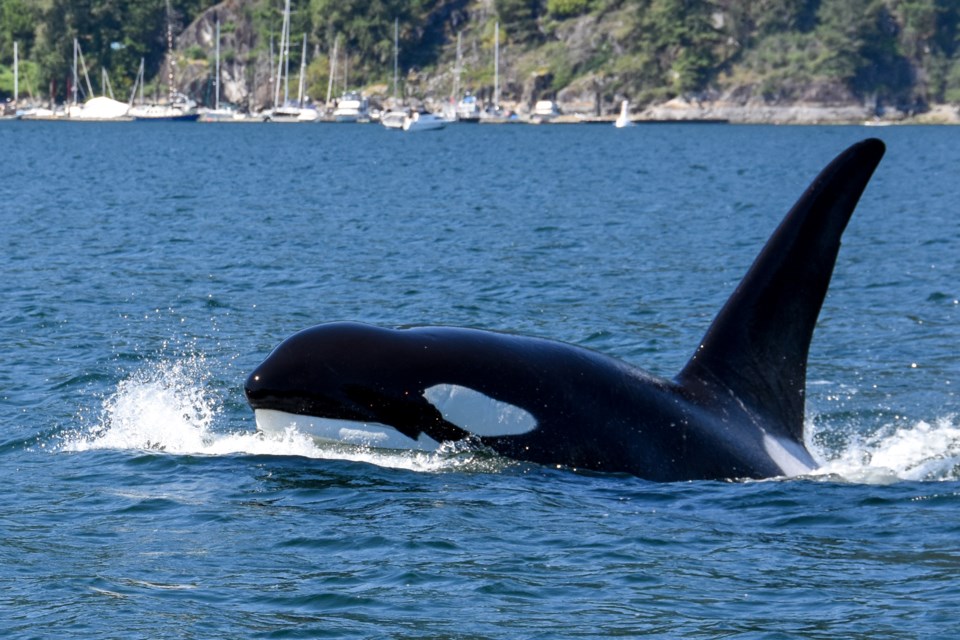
[810,416,960,483]
[61,357,508,474]
[63,356,225,454]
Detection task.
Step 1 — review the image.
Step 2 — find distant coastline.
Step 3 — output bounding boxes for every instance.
[473,97,960,126]
[635,98,960,126]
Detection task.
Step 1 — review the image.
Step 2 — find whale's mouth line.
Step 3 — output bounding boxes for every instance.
[254,408,442,451]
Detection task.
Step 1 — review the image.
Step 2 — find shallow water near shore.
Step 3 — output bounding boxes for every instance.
[2,121,959,637]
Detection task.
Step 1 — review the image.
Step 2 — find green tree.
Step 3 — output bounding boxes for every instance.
[546,0,592,19]
[495,0,542,43]
[813,0,912,102]
[642,0,722,95]
[308,0,448,87]
[898,0,960,101]
[0,0,39,63]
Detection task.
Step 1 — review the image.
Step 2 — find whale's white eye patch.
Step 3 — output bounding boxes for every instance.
[423,384,537,437]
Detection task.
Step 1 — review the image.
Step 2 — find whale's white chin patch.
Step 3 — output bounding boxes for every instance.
[254,409,441,451]
[423,384,537,437]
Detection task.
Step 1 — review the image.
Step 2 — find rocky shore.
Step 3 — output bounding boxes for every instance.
[635,97,960,125]
[167,2,960,127]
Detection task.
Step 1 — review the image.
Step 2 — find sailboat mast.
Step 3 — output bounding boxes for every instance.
[129,57,144,105]
[215,18,221,111]
[393,18,398,103]
[72,38,79,106]
[326,35,338,107]
[13,41,17,108]
[76,41,94,99]
[272,0,289,109]
[297,33,307,108]
[283,0,291,105]
[454,31,461,102]
[166,0,175,103]
[493,22,500,110]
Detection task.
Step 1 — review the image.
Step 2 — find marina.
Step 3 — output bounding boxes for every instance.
[1,122,959,637]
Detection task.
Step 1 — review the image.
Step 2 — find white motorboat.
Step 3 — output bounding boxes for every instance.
[403,110,446,132]
[380,109,408,129]
[333,91,369,122]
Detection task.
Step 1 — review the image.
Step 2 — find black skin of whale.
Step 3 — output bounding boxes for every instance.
[245,139,886,481]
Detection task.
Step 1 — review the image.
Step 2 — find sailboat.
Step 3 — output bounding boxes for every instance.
[480,21,508,122]
[380,18,409,129]
[199,18,246,122]
[451,32,480,123]
[330,44,369,123]
[128,0,199,121]
[67,39,131,120]
[265,0,317,123]
[614,99,634,128]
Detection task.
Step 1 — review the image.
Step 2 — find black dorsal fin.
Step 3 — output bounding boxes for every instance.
[677,138,885,442]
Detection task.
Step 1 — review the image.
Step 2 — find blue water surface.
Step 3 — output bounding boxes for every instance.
[1,120,959,638]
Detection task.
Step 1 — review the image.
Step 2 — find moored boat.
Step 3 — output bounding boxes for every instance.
[380,109,409,129]
[402,110,446,132]
[455,93,481,123]
[332,91,369,122]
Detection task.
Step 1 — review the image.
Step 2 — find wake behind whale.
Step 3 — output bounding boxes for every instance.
[244,139,887,481]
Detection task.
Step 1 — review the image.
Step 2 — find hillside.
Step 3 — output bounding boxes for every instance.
[2,0,959,122]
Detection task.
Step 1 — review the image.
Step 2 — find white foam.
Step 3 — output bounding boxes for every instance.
[807,416,960,483]
[60,358,502,473]
[63,356,222,454]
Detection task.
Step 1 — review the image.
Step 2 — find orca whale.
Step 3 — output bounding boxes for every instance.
[245,138,886,481]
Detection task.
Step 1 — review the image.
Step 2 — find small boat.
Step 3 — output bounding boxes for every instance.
[455,93,481,123]
[52,39,132,121]
[264,102,319,123]
[129,92,199,121]
[403,110,446,132]
[530,100,561,123]
[380,109,408,129]
[198,106,247,122]
[265,23,317,123]
[128,4,199,122]
[198,18,248,123]
[614,100,634,128]
[332,91,369,122]
[72,95,132,121]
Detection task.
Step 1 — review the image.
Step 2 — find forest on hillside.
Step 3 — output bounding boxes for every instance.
[1,0,958,110]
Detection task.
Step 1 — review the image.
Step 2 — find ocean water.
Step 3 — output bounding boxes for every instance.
[1,120,959,638]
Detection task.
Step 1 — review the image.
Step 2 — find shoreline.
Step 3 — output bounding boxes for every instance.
[632,99,960,126]
[8,100,959,126]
